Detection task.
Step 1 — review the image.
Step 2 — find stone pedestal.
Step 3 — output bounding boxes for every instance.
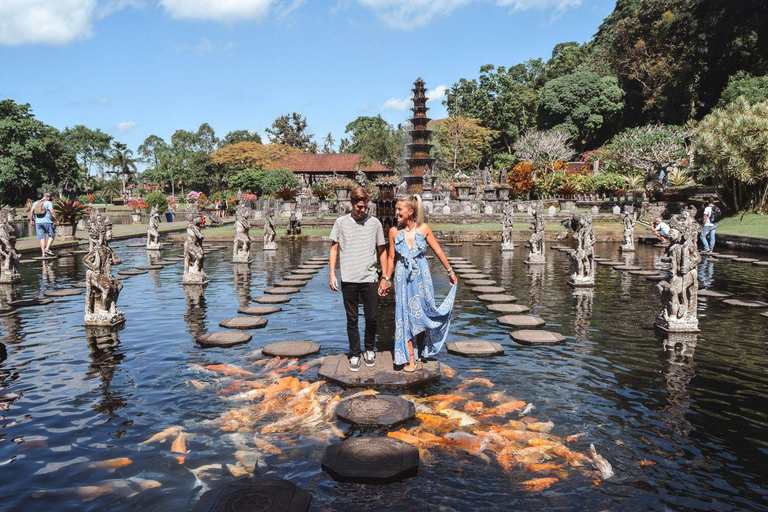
[655,311,699,333]
[0,272,21,284]
[232,251,251,263]
[499,241,514,252]
[525,254,545,265]
[183,268,209,285]
[263,242,277,251]
[619,243,635,252]
[568,273,595,287]
[146,242,161,251]
[84,309,125,327]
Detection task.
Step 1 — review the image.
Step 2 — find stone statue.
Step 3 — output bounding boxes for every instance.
[287,211,302,237]
[525,200,546,265]
[568,213,596,287]
[481,166,493,186]
[0,209,21,284]
[263,209,277,250]
[452,170,470,182]
[83,214,124,326]
[500,202,515,252]
[498,166,507,184]
[232,202,252,263]
[396,180,408,197]
[656,211,701,332]
[183,205,208,284]
[620,205,637,252]
[355,168,367,188]
[423,164,433,191]
[146,205,161,250]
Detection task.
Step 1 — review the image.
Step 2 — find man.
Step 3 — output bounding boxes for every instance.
[700,198,717,253]
[329,187,387,372]
[28,192,57,257]
[652,218,671,242]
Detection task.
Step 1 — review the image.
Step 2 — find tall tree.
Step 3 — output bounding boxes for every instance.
[344,116,402,169]
[431,116,494,173]
[265,113,318,153]
[61,125,113,179]
[108,142,138,199]
[322,133,336,154]
[137,134,168,170]
[210,142,302,172]
[222,129,262,146]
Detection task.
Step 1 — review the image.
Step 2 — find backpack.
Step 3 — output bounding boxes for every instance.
[33,200,47,217]
[709,205,721,223]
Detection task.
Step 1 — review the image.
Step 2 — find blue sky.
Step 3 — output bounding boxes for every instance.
[0,0,616,157]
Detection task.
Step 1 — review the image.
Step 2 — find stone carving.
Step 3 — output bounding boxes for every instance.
[656,209,701,332]
[355,168,367,188]
[612,205,621,215]
[83,214,124,326]
[263,209,277,251]
[591,205,599,215]
[0,209,21,284]
[423,164,433,191]
[146,205,161,250]
[548,205,556,216]
[567,213,596,287]
[232,201,252,263]
[620,205,637,252]
[287,211,302,237]
[481,166,493,186]
[183,205,208,284]
[396,180,408,197]
[499,202,514,252]
[524,201,546,265]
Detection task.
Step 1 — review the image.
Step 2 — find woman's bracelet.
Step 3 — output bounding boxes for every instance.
[446,267,454,274]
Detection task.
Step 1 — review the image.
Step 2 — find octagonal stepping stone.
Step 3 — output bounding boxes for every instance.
[732,258,759,263]
[446,340,504,357]
[471,286,505,294]
[477,294,517,303]
[465,279,497,286]
[473,242,491,247]
[697,289,733,298]
[445,243,464,247]
[255,295,291,304]
[752,261,768,267]
[645,274,668,282]
[275,280,306,288]
[265,287,301,295]
[72,282,88,288]
[613,265,642,271]
[193,478,311,512]
[196,331,252,348]
[115,275,130,280]
[511,329,566,346]
[555,247,574,252]
[203,245,226,250]
[723,299,768,308]
[321,437,419,484]
[19,259,36,264]
[118,270,147,276]
[283,274,313,281]
[761,311,768,318]
[72,250,90,254]
[461,274,491,280]
[712,254,738,259]
[0,308,17,317]
[32,256,57,261]
[43,289,83,297]
[262,340,321,358]
[239,305,282,315]
[451,263,476,268]
[154,260,178,266]
[137,265,164,270]
[57,251,76,257]
[448,257,468,262]
[593,257,610,262]
[298,264,324,269]
[597,260,622,266]
[219,316,268,329]
[319,352,441,388]
[336,395,415,427]
[497,314,545,328]
[628,270,662,276]
[291,269,318,275]
[126,243,146,247]
[487,303,530,314]
[9,298,53,307]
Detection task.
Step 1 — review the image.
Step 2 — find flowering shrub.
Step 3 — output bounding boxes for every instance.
[506,162,535,197]
[127,199,148,212]
[241,193,259,201]
[185,191,209,208]
[54,200,90,223]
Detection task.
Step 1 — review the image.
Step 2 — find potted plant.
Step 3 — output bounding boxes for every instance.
[126,199,148,224]
[327,178,356,201]
[452,181,472,199]
[53,200,89,239]
[274,186,300,212]
[496,183,511,200]
[374,175,399,201]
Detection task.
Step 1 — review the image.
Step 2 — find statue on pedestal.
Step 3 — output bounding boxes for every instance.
[287,211,302,237]
[500,202,515,252]
[525,201,546,265]
[183,205,208,284]
[83,214,124,326]
[146,205,161,250]
[263,209,277,250]
[354,168,367,188]
[232,202,252,263]
[423,164,433,192]
[0,210,21,284]
[620,205,636,252]
[568,213,596,287]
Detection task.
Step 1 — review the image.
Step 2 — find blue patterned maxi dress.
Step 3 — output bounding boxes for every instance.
[393,231,457,365]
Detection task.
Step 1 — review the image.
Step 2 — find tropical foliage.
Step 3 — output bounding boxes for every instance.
[53,200,89,223]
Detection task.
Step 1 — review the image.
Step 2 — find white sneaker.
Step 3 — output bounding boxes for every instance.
[349,356,361,372]
[363,350,375,367]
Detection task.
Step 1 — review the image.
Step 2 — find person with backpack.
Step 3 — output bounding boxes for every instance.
[28,192,58,257]
[700,198,720,253]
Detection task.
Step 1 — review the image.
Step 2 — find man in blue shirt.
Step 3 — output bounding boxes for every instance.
[28,192,58,257]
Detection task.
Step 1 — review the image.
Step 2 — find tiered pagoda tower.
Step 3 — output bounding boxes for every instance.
[406,78,435,191]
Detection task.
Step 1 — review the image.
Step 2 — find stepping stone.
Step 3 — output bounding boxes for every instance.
[42,289,83,297]
[597,260,622,266]
[115,275,130,280]
[192,478,311,512]
[154,260,178,266]
[732,258,759,263]
[238,305,282,315]
[0,308,17,317]
[761,311,768,319]
[445,243,464,247]
[19,259,36,264]
[752,261,768,267]
[336,395,415,427]
[136,265,164,270]
[57,251,76,257]
[555,247,574,253]
[628,270,662,276]
[72,282,88,288]
[203,245,226,250]
[32,256,57,261]
[510,329,566,346]
[465,279,497,286]
[473,242,491,247]
[126,243,146,247]
[722,299,768,308]
[283,274,313,281]
[645,275,668,282]
[613,265,642,271]
[255,296,291,304]
[497,315,545,328]
[275,280,306,288]
[196,331,252,348]
[291,269,318,275]
[460,274,491,280]
[712,254,738,259]
[446,340,504,357]
[168,257,186,261]
[72,250,89,255]
[219,316,268,329]
[265,287,301,295]
[451,263,476,268]
[426,255,434,259]
[9,298,53,307]
[697,289,733,298]
[118,270,148,276]
[318,352,441,388]
[448,258,468,262]
[477,294,517,303]
[321,437,419,484]
[298,264,323,269]
[593,257,610,262]
[487,303,530,314]
[471,286,505,294]
[262,340,321,358]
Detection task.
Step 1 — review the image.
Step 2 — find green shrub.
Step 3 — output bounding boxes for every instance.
[578,172,627,194]
[229,169,261,192]
[256,169,300,196]
[146,190,169,214]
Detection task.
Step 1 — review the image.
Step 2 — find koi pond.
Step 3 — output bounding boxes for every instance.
[0,239,766,511]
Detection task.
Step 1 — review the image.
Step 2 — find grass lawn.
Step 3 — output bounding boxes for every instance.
[715,213,768,238]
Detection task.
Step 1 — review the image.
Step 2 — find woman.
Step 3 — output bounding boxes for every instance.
[381,195,458,372]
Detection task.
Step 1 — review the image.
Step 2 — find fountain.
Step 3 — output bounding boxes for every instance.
[146,205,161,250]
[263,209,277,251]
[567,212,596,287]
[232,201,252,263]
[83,214,125,326]
[524,200,546,265]
[182,205,208,285]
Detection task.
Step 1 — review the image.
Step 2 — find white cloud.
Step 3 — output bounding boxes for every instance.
[0,0,97,46]
[427,84,447,103]
[115,121,137,133]
[381,97,411,111]
[355,0,582,30]
[161,0,278,22]
[91,97,110,106]
[96,0,145,19]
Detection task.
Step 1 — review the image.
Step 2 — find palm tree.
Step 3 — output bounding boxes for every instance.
[323,133,336,154]
[108,142,138,201]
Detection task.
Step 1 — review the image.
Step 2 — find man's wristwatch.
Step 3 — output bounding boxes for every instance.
[383,276,391,282]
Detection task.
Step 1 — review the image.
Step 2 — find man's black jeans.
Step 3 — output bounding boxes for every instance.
[341,281,378,358]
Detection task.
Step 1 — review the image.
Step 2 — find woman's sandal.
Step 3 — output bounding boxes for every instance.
[403,360,418,373]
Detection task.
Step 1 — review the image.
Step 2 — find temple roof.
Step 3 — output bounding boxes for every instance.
[267,154,391,174]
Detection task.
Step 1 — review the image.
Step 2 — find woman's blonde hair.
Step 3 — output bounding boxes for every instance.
[398,194,424,226]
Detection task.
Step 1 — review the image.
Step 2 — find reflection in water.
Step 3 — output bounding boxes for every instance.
[233,263,251,309]
[499,252,514,286]
[0,284,20,308]
[85,325,127,418]
[526,264,544,307]
[40,261,56,285]
[183,284,207,338]
[572,288,593,342]
[621,251,636,265]
[659,332,697,435]
[698,259,714,289]
[146,250,161,264]
[263,251,277,287]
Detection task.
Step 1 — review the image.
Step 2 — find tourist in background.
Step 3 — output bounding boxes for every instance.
[652,218,671,242]
[28,192,57,257]
[700,198,719,253]
[381,194,458,373]
[329,187,387,372]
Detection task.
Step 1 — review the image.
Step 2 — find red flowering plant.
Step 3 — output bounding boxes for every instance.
[53,200,90,223]
[506,161,535,198]
[127,199,149,213]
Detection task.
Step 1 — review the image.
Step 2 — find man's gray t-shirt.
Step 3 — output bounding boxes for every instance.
[330,214,385,283]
